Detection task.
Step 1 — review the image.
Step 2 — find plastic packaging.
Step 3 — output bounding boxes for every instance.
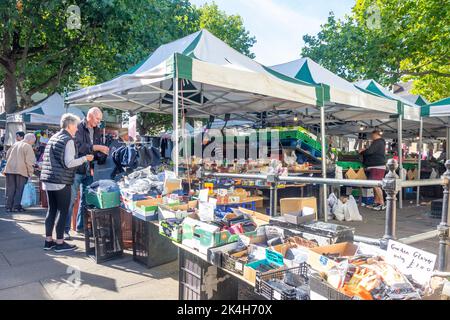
[88,180,120,193]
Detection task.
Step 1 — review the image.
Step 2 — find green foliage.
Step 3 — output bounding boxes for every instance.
[0,0,255,121]
[302,0,450,102]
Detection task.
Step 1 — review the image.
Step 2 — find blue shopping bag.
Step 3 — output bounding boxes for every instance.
[21,181,37,208]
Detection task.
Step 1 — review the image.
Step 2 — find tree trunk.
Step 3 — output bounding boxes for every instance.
[3,60,18,114]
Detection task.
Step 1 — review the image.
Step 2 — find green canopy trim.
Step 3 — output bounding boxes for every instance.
[315,84,330,107]
[415,96,428,107]
[175,53,193,80]
[262,65,316,87]
[182,30,203,56]
[295,60,317,85]
[421,105,430,117]
[428,97,450,106]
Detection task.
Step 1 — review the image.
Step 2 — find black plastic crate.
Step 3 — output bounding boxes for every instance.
[179,248,239,300]
[309,273,351,300]
[222,249,248,275]
[84,207,123,263]
[255,264,309,300]
[430,199,443,219]
[132,215,178,268]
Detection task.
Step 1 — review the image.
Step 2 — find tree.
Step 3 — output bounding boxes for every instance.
[0,1,256,137]
[302,0,450,102]
[196,3,256,58]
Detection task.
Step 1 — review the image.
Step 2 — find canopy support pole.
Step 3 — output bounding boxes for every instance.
[320,105,328,221]
[416,118,423,206]
[447,119,450,157]
[173,77,179,176]
[398,116,403,209]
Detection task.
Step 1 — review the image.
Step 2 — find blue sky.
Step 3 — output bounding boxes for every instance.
[190,0,355,65]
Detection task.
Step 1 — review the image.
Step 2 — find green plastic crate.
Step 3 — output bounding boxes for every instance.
[402,163,418,170]
[86,190,120,209]
[336,161,363,170]
[351,189,361,197]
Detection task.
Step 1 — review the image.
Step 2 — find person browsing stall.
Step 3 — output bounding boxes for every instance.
[66,107,109,239]
[359,129,386,211]
[40,114,94,252]
[3,133,36,212]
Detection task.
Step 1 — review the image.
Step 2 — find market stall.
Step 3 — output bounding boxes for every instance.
[81,165,442,300]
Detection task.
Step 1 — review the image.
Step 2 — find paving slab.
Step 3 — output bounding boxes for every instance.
[0,282,51,300]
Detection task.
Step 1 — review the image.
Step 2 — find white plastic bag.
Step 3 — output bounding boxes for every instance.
[343,195,362,221]
[430,168,438,179]
[334,200,345,221]
[335,166,343,180]
[327,193,338,216]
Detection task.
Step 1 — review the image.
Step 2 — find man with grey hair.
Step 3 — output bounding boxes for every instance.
[65,107,109,239]
[4,133,36,212]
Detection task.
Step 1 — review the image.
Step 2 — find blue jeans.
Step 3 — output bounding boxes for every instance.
[65,174,93,232]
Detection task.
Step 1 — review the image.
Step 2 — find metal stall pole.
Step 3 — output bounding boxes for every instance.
[416,118,423,206]
[381,159,399,249]
[173,77,179,176]
[267,173,278,217]
[438,160,450,271]
[320,103,328,221]
[397,115,403,209]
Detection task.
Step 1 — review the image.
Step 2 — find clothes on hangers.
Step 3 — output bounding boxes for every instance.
[112,144,139,173]
[137,145,162,168]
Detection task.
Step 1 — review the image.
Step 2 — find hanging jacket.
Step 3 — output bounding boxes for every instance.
[112,145,139,173]
[137,145,162,168]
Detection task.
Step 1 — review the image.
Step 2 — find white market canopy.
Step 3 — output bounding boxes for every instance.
[68,29,326,122]
[270,58,401,122]
[16,93,85,126]
[422,97,450,118]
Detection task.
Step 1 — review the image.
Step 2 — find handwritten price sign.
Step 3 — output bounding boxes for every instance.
[386,240,436,286]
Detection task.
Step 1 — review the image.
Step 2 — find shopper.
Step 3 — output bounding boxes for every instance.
[66,107,109,239]
[3,133,36,212]
[15,131,25,142]
[41,113,94,252]
[359,129,386,211]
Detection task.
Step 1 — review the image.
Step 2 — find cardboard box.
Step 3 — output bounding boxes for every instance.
[283,211,316,225]
[233,207,270,227]
[181,217,257,255]
[134,198,163,218]
[280,197,317,219]
[307,242,358,274]
[243,248,284,285]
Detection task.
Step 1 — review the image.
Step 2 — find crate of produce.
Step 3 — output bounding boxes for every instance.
[336,161,363,170]
[119,207,133,250]
[86,190,120,209]
[255,264,310,300]
[179,248,239,300]
[132,215,178,268]
[309,273,351,300]
[84,207,123,263]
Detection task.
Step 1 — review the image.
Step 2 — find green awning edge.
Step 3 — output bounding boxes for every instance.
[421,105,430,117]
[315,84,330,107]
[415,96,428,107]
[175,53,193,80]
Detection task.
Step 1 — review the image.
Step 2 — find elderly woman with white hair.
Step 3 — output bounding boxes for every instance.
[40,113,94,253]
[4,133,37,212]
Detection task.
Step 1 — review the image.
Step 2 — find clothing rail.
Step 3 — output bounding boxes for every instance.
[400,179,444,188]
